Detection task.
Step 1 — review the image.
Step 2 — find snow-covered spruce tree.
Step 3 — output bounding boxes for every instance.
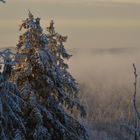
[0,0,6,3]
[0,49,26,139]
[10,12,88,140]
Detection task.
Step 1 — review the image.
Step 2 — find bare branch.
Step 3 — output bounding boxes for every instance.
[133,64,140,120]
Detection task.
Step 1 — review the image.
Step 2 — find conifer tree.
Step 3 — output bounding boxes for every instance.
[0,12,88,140]
[0,0,6,3]
[0,49,26,140]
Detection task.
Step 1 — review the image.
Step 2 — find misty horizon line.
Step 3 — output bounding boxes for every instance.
[0,46,140,49]
[0,46,140,54]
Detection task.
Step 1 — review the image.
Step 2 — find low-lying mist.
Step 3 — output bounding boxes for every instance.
[69,47,140,140]
[69,47,140,87]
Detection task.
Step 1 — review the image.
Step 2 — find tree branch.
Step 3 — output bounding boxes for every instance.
[133,64,140,120]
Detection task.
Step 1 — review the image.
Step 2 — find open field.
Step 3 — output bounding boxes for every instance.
[69,47,140,140]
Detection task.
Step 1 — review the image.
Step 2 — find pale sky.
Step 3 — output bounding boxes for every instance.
[0,0,140,49]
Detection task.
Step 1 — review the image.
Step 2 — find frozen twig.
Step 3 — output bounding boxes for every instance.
[133,64,140,120]
[133,63,140,140]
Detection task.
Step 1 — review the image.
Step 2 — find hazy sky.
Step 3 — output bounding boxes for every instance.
[0,0,140,49]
